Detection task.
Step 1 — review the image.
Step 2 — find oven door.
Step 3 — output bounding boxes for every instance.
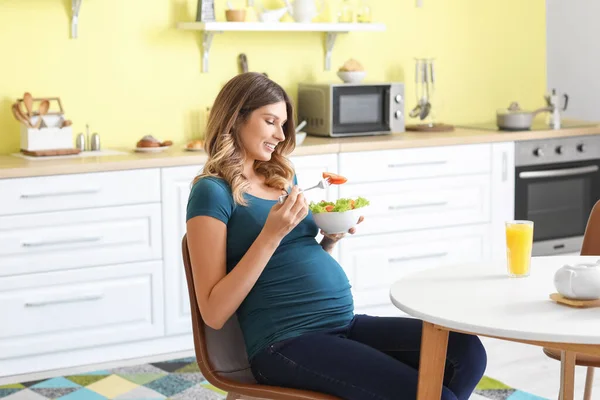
[515,160,600,256]
[331,85,390,135]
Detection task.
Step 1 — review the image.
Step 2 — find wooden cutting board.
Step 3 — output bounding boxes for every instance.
[21,148,81,157]
[406,123,455,132]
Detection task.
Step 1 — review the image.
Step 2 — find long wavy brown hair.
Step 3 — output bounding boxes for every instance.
[194,72,296,205]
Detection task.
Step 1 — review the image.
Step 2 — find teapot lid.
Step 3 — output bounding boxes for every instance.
[564,262,600,270]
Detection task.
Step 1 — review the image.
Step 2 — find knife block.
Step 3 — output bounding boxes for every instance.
[20,125,74,151]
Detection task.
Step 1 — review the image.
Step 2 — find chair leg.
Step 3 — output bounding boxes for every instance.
[584,367,594,400]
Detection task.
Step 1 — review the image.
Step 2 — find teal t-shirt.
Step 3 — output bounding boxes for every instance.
[186,175,355,360]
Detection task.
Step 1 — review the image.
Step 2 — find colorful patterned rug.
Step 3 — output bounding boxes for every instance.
[0,357,547,400]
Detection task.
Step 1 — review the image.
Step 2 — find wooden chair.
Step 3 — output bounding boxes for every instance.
[542,200,600,400]
[181,234,340,400]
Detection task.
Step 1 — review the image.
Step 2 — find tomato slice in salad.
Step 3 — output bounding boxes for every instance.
[323,172,348,185]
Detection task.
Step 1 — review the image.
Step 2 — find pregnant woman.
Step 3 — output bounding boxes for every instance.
[185,72,487,400]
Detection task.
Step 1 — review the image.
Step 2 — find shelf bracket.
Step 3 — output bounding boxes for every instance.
[71,0,83,39]
[324,32,340,71]
[201,31,218,73]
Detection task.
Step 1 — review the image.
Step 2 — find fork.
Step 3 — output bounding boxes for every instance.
[278,178,331,204]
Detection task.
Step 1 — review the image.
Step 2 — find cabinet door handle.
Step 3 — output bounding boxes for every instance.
[387,161,447,168]
[388,252,448,264]
[388,201,448,211]
[502,151,508,182]
[22,236,102,248]
[24,293,104,307]
[20,188,100,199]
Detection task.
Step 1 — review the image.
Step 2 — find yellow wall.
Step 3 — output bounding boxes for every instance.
[0,0,546,155]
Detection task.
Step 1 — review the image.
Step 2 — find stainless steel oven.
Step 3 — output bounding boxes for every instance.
[515,135,600,256]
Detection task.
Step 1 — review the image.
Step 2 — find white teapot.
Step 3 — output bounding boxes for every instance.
[283,0,324,23]
[554,261,600,300]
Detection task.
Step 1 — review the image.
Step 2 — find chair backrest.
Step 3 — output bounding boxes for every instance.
[181,234,257,385]
[581,200,600,256]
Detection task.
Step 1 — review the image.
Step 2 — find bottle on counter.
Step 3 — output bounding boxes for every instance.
[90,132,101,151]
[75,132,86,151]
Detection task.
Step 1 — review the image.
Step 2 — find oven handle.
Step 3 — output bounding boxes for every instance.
[519,165,599,179]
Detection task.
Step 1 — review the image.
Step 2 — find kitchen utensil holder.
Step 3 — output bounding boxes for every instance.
[17,96,73,151]
[20,125,73,152]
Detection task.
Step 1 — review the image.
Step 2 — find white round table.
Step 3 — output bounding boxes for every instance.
[389,255,600,400]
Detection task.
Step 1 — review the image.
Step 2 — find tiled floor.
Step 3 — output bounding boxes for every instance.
[0,357,225,400]
[0,354,550,400]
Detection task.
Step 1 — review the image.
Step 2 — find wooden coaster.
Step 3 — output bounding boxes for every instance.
[21,148,81,157]
[549,293,600,308]
[406,123,455,132]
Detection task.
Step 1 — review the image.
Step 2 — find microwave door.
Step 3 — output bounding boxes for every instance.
[331,86,390,135]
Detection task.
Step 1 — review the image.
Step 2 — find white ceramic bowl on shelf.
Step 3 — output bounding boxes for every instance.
[312,209,362,235]
[337,71,367,84]
[296,132,307,145]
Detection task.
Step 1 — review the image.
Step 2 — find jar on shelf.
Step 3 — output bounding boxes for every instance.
[338,0,355,23]
[356,0,372,23]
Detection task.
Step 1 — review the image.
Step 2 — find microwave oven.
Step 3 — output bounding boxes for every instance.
[296,82,405,137]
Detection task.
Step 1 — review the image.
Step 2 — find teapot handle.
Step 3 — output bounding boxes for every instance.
[565,269,576,298]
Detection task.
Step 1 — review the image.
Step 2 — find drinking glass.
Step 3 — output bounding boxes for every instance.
[505,220,534,277]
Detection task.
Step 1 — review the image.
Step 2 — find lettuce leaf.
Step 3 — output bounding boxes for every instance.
[309,197,370,214]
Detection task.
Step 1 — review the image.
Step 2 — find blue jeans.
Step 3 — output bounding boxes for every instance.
[250,315,487,400]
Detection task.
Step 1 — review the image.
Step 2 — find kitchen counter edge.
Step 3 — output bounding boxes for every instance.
[1,125,599,179]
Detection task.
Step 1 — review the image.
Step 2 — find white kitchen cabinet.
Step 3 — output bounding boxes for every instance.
[161,165,203,335]
[0,169,160,216]
[338,143,491,183]
[338,174,491,236]
[0,204,162,277]
[336,142,511,318]
[0,260,164,361]
[341,224,490,313]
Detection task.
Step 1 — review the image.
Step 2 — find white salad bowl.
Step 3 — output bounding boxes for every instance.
[312,208,363,235]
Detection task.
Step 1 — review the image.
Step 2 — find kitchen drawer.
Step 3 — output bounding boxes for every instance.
[0,204,162,277]
[0,169,160,216]
[0,261,164,359]
[339,143,491,183]
[339,224,490,308]
[339,174,491,235]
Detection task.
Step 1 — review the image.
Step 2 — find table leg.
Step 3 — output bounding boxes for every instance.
[559,350,576,400]
[417,322,449,400]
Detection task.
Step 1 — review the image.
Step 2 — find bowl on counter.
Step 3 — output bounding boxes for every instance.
[337,71,366,84]
[296,132,307,145]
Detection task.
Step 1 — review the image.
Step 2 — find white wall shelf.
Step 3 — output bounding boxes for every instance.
[176,22,386,73]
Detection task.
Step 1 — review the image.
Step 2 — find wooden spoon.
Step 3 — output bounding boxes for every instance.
[16,101,32,126]
[34,99,50,129]
[23,92,33,118]
[12,103,32,127]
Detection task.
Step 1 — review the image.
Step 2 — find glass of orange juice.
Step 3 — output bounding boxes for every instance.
[505,220,534,277]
